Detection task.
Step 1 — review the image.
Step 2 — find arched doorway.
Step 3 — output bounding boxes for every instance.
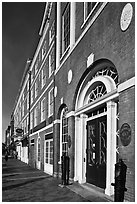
[74,61,119,196]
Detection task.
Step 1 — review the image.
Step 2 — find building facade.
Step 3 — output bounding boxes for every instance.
[11,2,135,202]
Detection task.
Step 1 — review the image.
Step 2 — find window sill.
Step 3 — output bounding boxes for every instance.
[60,46,70,62]
[81,2,99,29]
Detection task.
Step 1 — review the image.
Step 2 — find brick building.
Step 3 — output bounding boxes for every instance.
[12,2,135,201]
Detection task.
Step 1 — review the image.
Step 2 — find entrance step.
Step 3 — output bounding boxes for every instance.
[67,182,114,202]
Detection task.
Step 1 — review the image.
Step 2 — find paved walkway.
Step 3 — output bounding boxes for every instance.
[2,158,112,202]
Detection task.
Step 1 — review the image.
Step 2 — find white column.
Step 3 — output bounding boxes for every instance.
[105,101,117,196]
[74,114,87,184]
[56,2,61,69]
[70,2,76,49]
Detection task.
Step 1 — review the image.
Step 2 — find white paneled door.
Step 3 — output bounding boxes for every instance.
[44,139,53,175]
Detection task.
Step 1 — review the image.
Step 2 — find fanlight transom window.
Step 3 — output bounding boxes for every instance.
[92,67,118,87]
[88,83,107,104]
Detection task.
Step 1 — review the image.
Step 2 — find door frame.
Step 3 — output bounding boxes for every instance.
[74,100,117,196]
[44,138,53,175]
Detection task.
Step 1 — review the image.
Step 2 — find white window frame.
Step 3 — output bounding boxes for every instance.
[34,106,38,127]
[26,116,29,132]
[59,107,68,163]
[31,88,34,104]
[48,88,54,117]
[27,94,29,110]
[84,2,99,22]
[30,112,33,130]
[42,40,47,60]
[35,80,38,98]
[41,97,46,122]
[41,68,46,88]
[49,21,55,45]
[31,71,34,83]
[24,119,26,134]
[49,48,54,77]
[27,80,29,91]
[22,103,24,117]
[37,137,41,162]
[62,3,70,55]
[35,60,38,75]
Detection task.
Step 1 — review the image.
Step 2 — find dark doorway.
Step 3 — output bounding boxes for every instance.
[86,115,107,189]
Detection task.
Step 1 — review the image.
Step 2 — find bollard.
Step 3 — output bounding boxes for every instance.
[66,156,70,185]
[61,153,70,185]
[111,159,127,202]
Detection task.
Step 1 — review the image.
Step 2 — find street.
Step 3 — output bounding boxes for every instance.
[2,158,89,202]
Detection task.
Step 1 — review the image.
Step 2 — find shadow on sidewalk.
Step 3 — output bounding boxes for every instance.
[3,176,51,191]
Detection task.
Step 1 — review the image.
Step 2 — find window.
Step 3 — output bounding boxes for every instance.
[27,94,29,110]
[62,3,70,54]
[31,70,34,83]
[26,116,29,132]
[41,98,46,122]
[24,119,26,134]
[38,138,41,161]
[31,89,34,104]
[35,80,38,98]
[45,139,53,165]
[27,80,29,91]
[84,2,98,20]
[38,52,41,63]
[62,107,68,155]
[41,67,46,88]
[35,60,38,75]
[22,103,24,117]
[49,21,55,44]
[48,88,54,117]
[49,47,55,77]
[31,139,34,146]
[30,112,33,129]
[42,40,47,60]
[59,106,68,162]
[34,106,38,127]
[22,93,24,101]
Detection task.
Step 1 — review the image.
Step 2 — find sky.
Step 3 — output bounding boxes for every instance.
[2,2,45,143]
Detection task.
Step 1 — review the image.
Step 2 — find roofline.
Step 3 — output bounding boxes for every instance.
[39,3,49,36]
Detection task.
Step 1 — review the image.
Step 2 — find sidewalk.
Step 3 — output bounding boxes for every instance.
[2,158,112,202]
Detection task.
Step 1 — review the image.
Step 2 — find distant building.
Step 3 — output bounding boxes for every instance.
[11,2,135,202]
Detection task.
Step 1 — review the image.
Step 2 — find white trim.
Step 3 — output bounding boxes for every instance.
[86,111,107,121]
[45,131,53,136]
[53,119,60,124]
[58,109,64,164]
[48,87,54,117]
[44,139,53,175]
[39,3,49,36]
[55,2,107,76]
[76,75,117,111]
[41,97,46,122]
[56,2,61,69]
[82,2,99,28]
[29,123,53,137]
[66,111,75,118]
[118,77,135,93]
[70,2,76,48]
[75,91,118,116]
[49,20,55,45]
[37,136,41,170]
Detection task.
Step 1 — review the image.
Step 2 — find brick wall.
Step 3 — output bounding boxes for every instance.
[119,86,135,202]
